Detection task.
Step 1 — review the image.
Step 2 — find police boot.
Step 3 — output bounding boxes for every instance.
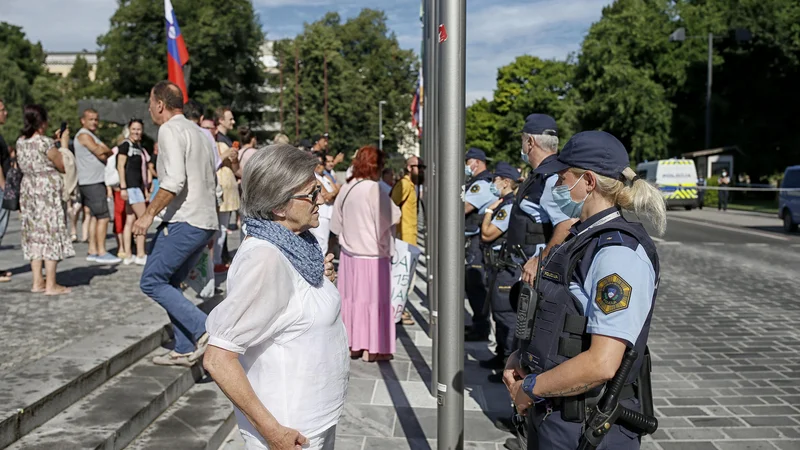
[479,354,506,370]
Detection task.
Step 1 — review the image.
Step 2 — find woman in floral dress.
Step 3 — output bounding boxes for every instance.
[17,104,74,295]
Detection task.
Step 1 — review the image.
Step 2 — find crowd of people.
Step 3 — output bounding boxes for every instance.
[0,82,668,450]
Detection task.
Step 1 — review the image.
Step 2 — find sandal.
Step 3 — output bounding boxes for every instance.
[0,271,11,283]
[401,310,415,326]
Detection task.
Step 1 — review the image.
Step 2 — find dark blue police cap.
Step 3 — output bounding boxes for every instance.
[521,114,558,136]
[534,131,630,180]
[493,162,520,181]
[465,147,487,162]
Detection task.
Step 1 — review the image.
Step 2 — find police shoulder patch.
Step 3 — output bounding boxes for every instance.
[470,184,481,193]
[595,273,632,315]
[496,209,508,221]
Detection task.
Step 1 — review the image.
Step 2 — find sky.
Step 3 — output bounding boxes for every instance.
[0,0,611,105]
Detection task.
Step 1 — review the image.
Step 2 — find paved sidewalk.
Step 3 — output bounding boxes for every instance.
[0,212,158,375]
[669,209,782,229]
[3,210,800,450]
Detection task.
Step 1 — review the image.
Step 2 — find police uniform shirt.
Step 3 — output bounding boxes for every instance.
[568,213,657,346]
[516,174,570,257]
[464,178,499,236]
[490,203,513,250]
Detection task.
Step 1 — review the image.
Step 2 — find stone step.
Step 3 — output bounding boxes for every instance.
[6,349,203,450]
[125,381,235,450]
[0,294,223,449]
[0,306,169,448]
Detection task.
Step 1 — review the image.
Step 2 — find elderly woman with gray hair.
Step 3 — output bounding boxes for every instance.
[204,144,348,450]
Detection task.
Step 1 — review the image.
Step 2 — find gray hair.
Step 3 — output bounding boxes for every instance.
[241,144,318,220]
[525,132,559,152]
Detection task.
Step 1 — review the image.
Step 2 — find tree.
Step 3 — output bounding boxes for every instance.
[275,10,417,157]
[465,99,497,156]
[465,55,579,165]
[0,22,47,138]
[95,0,266,122]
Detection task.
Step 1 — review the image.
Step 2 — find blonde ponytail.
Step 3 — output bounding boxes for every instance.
[617,167,667,236]
[570,167,667,236]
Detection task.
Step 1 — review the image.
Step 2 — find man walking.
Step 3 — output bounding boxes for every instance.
[134,81,218,366]
[0,99,11,282]
[75,109,121,263]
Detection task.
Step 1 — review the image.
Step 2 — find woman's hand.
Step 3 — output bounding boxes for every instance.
[324,253,337,283]
[265,425,308,450]
[489,198,504,210]
[120,189,128,201]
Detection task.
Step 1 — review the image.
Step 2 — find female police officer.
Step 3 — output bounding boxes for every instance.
[502,130,666,450]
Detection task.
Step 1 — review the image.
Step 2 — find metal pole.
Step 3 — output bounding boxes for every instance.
[437,0,465,446]
[379,101,385,150]
[295,42,300,143]
[705,32,713,150]
[425,0,439,398]
[324,51,329,134]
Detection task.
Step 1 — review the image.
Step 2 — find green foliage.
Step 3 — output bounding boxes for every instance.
[703,176,719,207]
[0,22,47,138]
[465,55,579,164]
[95,0,266,123]
[274,10,417,157]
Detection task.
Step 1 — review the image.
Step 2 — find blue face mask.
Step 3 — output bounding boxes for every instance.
[521,150,530,166]
[489,182,501,197]
[465,165,473,177]
[552,174,589,218]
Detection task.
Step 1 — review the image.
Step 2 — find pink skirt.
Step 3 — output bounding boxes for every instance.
[338,251,395,355]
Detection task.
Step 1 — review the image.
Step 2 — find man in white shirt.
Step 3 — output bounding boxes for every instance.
[134,81,218,367]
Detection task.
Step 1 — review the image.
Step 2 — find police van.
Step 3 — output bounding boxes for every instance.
[636,159,699,210]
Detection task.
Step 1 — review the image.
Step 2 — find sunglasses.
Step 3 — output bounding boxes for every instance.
[411,164,427,169]
[291,185,322,204]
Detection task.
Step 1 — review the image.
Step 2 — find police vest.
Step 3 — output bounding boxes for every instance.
[465,170,495,234]
[522,216,659,394]
[506,171,553,258]
[487,192,516,249]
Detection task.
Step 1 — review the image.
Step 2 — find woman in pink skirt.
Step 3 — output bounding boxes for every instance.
[331,146,400,362]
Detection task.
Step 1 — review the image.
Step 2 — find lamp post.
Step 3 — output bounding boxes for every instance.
[378,100,387,150]
[669,27,751,150]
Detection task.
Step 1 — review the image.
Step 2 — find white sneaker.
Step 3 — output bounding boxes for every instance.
[86,254,97,262]
[135,256,147,266]
[123,257,135,265]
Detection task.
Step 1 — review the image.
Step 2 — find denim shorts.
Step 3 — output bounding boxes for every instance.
[127,187,146,205]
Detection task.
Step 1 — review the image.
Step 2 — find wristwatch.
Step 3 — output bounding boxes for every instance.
[521,374,544,402]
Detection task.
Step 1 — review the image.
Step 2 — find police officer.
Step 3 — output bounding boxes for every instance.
[503,131,666,450]
[480,162,522,362]
[464,147,499,341]
[480,114,575,373]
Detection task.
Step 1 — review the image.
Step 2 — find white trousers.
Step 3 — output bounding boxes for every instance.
[214,211,231,265]
[241,425,337,450]
[310,216,331,255]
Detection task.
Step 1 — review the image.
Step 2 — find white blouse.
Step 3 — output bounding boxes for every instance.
[206,238,350,443]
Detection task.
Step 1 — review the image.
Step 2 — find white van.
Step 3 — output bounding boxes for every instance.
[636,159,699,210]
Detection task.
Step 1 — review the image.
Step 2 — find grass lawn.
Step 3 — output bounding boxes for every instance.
[727,201,779,215]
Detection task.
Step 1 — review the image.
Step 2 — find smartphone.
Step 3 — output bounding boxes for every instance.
[60,121,68,135]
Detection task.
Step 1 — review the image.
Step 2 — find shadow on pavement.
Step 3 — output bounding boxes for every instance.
[59,265,118,287]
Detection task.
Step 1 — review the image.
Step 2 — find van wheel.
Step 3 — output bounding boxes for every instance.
[783,211,798,232]
[684,206,693,211]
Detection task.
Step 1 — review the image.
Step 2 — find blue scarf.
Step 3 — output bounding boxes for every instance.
[243,217,324,287]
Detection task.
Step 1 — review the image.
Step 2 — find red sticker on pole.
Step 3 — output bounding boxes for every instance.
[438,24,448,43]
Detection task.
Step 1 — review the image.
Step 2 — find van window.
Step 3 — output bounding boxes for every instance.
[783,169,800,189]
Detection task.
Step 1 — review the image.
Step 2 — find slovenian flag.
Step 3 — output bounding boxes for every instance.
[165,0,190,102]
